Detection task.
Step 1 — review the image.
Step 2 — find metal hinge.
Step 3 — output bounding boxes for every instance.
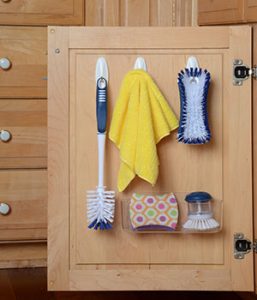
[233,59,257,85]
[234,233,257,259]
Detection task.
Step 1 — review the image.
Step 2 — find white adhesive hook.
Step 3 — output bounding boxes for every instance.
[186,56,200,83]
[134,57,147,71]
[186,56,200,70]
[95,57,109,83]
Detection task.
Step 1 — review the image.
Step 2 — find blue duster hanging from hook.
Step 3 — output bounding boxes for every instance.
[177,57,211,144]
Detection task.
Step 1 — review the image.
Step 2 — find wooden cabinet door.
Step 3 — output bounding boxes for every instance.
[48,26,253,291]
[198,0,245,24]
[85,0,197,26]
[0,0,84,26]
[245,0,257,22]
[198,0,257,24]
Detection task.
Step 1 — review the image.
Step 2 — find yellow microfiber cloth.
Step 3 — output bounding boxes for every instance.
[109,69,178,192]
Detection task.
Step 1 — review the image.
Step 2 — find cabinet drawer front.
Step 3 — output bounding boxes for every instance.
[0,243,46,268]
[0,170,47,241]
[0,27,47,98]
[0,99,47,168]
[0,0,84,25]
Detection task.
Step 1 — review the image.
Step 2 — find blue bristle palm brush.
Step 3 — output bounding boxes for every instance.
[177,57,211,144]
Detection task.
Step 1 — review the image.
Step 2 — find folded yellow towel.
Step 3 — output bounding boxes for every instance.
[109,70,178,192]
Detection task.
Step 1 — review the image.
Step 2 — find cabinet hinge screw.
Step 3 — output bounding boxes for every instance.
[233,59,257,85]
[234,233,257,259]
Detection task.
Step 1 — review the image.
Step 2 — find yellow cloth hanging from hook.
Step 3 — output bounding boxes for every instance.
[109,70,178,192]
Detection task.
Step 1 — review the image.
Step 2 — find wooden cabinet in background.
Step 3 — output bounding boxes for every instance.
[245,0,257,22]
[85,0,197,26]
[0,100,47,169]
[0,170,47,241]
[198,0,257,25]
[0,27,47,98]
[0,0,84,26]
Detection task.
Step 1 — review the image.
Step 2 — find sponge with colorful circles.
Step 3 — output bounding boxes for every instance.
[129,193,179,231]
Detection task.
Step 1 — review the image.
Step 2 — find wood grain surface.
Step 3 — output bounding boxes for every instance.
[85,0,197,26]
[48,26,253,291]
[0,27,47,98]
[0,0,84,25]
[0,100,47,168]
[0,267,254,300]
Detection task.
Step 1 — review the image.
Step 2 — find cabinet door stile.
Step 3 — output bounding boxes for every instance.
[48,27,70,290]
[228,26,253,290]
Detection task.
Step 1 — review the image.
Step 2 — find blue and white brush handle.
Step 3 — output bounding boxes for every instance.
[96,77,107,189]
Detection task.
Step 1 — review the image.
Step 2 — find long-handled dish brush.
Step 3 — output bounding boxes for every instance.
[87,57,115,230]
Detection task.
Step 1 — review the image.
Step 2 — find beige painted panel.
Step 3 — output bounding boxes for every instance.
[0,27,47,98]
[0,170,47,241]
[48,26,253,291]
[0,0,84,25]
[0,100,47,168]
[70,51,223,265]
[85,0,197,26]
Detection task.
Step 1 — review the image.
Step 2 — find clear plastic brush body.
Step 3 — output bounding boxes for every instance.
[183,192,220,231]
[188,201,211,216]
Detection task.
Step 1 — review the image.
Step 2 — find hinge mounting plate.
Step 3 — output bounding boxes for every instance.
[234,233,257,259]
[233,59,257,86]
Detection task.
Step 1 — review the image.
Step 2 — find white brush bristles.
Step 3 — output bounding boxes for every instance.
[87,188,115,225]
[183,74,209,142]
[183,214,220,231]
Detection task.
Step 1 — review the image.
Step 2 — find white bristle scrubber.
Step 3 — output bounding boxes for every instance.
[183,213,220,231]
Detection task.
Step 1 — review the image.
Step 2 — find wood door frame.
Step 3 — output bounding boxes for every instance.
[48,26,253,291]
[253,25,257,292]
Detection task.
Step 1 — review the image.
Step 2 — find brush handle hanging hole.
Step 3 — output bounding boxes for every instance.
[97,77,107,89]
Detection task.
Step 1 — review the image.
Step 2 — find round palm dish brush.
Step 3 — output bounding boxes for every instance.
[182,192,220,231]
[87,58,115,230]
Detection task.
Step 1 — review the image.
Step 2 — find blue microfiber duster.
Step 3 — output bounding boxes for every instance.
[177,67,211,144]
